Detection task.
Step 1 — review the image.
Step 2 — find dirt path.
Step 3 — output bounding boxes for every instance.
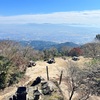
[0,57,99,100]
[0,58,68,100]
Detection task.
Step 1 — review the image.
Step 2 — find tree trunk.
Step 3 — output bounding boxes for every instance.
[69,87,75,100]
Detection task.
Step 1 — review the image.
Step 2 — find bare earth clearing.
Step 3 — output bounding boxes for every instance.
[0,57,99,100]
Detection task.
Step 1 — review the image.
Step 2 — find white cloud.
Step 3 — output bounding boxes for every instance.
[0,10,100,27]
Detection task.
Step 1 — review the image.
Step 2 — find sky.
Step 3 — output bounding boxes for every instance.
[0,0,100,43]
[0,0,100,27]
[0,0,100,15]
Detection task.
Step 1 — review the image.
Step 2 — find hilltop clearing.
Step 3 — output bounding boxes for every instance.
[0,57,99,100]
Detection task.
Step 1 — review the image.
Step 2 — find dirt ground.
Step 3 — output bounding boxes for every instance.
[0,57,99,100]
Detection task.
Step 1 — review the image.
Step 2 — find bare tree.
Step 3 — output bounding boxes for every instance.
[66,61,90,100]
[66,62,82,100]
[81,43,100,58]
[66,59,100,100]
[61,46,71,56]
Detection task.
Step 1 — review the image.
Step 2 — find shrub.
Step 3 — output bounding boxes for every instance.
[68,47,83,57]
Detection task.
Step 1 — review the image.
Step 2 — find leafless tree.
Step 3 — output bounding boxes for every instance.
[81,43,100,59]
[66,60,100,100]
[66,61,89,100]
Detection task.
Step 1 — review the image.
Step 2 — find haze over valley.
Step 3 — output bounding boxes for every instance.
[0,23,99,44]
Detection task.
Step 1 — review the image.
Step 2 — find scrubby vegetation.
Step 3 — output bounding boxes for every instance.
[66,58,100,100]
[81,42,100,58]
[0,34,100,100]
[95,34,100,41]
[0,39,75,91]
[68,47,83,57]
[0,40,43,89]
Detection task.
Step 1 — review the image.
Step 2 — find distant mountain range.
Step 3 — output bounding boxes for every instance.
[19,40,79,50]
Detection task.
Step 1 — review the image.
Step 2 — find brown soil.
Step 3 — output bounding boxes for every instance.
[0,57,99,100]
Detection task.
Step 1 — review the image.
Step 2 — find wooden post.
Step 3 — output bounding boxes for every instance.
[46,66,49,81]
[59,70,63,85]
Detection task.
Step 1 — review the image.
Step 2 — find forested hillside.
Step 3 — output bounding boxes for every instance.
[19,40,79,50]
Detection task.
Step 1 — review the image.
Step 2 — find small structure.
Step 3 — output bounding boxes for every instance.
[28,60,36,67]
[47,58,55,64]
[9,79,64,100]
[16,87,27,100]
[72,56,79,61]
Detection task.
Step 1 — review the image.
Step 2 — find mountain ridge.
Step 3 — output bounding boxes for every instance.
[19,40,79,50]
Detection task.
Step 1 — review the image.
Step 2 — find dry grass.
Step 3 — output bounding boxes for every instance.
[0,57,99,100]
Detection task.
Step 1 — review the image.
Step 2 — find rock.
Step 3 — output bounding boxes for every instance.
[41,82,51,95]
[10,79,64,100]
[48,81,58,92]
[33,88,41,100]
[31,77,41,86]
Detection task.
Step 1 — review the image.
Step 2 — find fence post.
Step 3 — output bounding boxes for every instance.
[59,70,63,85]
[46,66,49,81]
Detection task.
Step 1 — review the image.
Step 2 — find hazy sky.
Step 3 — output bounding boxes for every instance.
[0,0,100,27]
[0,0,100,43]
